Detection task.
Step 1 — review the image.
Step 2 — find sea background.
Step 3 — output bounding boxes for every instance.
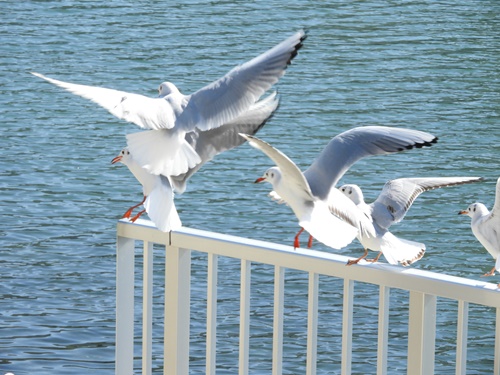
[1,1,499,374]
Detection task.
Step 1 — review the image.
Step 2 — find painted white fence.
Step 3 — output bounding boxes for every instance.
[115,218,500,375]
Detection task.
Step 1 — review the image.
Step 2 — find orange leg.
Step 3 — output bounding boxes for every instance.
[294,228,305,249]
[307,235,314,249]
[481,266,496,277]
[366,251,383,264]
[122,196,146,219]
[346,248,369,266]
[130,209,146,223]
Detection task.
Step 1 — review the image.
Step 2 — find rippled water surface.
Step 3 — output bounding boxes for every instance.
[1,1,499,374]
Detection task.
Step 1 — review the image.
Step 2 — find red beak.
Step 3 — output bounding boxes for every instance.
[254,177,266,183]
[111,155,122,164]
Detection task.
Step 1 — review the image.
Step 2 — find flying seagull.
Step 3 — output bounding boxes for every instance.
[32,29,306,177]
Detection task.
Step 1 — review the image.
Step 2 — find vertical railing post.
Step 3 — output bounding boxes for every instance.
[116,236,135,375]
[142,241,154,375]
[342,279,354,375]
[377,286,390,375]
[206,253,218,375]
[272,266,285,375]
[239,260,251,375]
[164,244,191,375]
[455,300,469,375]
[407,292,436,375]
[306,272,319,375]
[495,308,500,375]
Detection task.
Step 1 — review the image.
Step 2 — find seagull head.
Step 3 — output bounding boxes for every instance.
[339,184,364,205]
[255,167,282,186]
[111,148,132,165]
[158,82,180,98]
[459,203,488,219]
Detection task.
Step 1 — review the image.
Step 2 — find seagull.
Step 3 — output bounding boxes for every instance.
[31,29,306,176]
[112,92,279,231]
[112,148,182,232]
[240,126,438,251]
[459,177,500,277]
[340,177,483,266]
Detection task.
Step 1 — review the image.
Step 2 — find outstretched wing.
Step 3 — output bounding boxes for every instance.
[303,126,438,200]
[31,72,180,130]
[240,133,314,203]
[179,30,306,131]
[372,177,483,229]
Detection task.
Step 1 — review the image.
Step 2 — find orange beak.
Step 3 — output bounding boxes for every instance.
[458,210,468,215]
[111,155,122,164]
[254,177,266,183]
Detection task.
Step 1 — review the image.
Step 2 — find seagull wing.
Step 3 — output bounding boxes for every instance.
[177,30,305,131]
[491,177,500,216]
[303,126,438,200]
[31,72,181,130]
[372,177,483,229]
[240,133,314,202]
[171,92,279,193]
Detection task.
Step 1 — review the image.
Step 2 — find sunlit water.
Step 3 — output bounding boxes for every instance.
[1,1,499,374]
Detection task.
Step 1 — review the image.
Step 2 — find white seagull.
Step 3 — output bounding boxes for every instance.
[459,177,500,277]
[31,29,306,176]
[241,126,438,251]
[112,92,279,231]
[112,148,182,232]
[340,177,483,266]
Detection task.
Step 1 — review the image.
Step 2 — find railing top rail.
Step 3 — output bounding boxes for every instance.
[117,219,500,307]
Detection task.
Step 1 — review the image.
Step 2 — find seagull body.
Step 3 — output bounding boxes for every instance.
[31,29,306,176]
[341,177,483,266]
[459,177,500,276]
[112,93,279,231]
[241,126,438,252]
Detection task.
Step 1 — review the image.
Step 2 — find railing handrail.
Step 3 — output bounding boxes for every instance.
[115,218,500,375]
[117,219,500,306]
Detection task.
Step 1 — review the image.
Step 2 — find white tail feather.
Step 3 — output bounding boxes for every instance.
[143,176,182,232]
[379,232,425,266]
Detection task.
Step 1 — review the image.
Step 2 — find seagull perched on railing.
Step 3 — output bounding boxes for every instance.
[31,29,306,177]
[112,92,279,231]
[241,126,438,252]
[340,177,483,266]
[459,177,500,277]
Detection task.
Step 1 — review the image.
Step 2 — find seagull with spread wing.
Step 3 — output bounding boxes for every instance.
[32,30,306,177]
[341,177,483,266]
[241,126,438,253]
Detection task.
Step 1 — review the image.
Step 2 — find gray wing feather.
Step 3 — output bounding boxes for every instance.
[303,126,437,200]
[372,177,483,229]
[171,92,279,193]
[177,30,305,131]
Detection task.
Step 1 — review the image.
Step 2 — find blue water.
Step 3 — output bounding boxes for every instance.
[1,1,499,374]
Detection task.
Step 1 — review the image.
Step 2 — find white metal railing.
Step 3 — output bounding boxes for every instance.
[115,218,500,375]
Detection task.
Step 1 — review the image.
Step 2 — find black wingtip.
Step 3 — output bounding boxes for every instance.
[404,136,438,150]
[287,30,308,65]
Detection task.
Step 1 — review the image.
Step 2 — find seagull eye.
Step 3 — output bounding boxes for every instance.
[349,190,352,195]
[473,207,476,212]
